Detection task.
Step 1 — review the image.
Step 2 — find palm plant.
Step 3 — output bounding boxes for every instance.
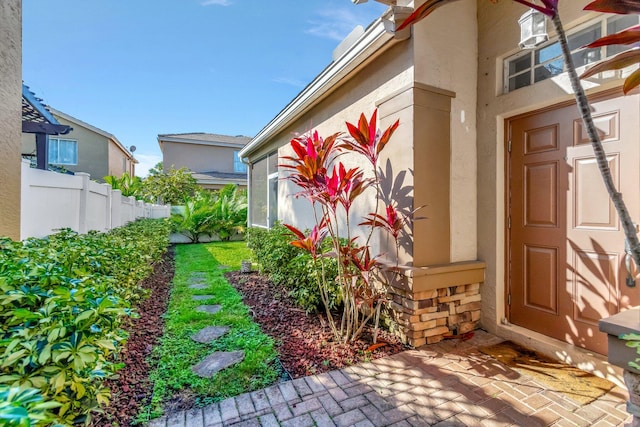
[209,185,248,241]
[170,186,247,243]
[170,194,216,243]
[103,173,143,198]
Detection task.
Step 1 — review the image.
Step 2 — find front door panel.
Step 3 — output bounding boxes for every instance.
[508,93,640,355]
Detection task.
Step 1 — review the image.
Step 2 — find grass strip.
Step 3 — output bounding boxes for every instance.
[142,242,278,421]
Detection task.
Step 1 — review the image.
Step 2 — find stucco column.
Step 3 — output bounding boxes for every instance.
[377,83,454,267]
[0,0,22,240]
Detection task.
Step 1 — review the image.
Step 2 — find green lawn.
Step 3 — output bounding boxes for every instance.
[141,241,279,422]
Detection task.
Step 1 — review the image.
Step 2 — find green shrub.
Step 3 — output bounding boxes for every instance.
[0,386,60,426]
[171,185,247,243]
[0,219,170,425]
[246,224,341,312]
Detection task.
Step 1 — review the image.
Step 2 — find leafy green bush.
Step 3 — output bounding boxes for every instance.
[0,219,170,425]
[141,166,199,205]
[246,224,341,312]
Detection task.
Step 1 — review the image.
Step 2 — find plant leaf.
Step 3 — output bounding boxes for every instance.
[585,25,640,47]
[584,0,640,14]
[623,68,640,94]
[580,49,640,79]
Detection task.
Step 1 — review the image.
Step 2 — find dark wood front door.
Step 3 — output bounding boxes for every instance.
[507,91,640,355]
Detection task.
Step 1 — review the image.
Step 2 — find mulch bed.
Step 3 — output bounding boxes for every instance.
[90,248,175,427]
[226,271,408,378]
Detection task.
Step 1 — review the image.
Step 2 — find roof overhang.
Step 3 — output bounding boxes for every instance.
[239,17,399,159]
[157,136,247,149]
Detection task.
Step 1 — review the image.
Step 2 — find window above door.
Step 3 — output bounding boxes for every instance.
[504,14,639,93]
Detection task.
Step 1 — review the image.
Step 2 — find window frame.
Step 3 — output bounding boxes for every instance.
[48,137,78,165]
[249,152,278,228]
[234,150,247,173]
[503,14,640,94]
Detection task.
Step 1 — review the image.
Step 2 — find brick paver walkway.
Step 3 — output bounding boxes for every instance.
[148,330,632,426]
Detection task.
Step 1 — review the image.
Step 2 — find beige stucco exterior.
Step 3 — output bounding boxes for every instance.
[158,134,249,190]
[162,141,240,174]
[108,139,135,177]
[21,111,136,182]
[0,0,22,240]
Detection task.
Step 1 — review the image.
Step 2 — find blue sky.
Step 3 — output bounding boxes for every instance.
[22,0,387,176]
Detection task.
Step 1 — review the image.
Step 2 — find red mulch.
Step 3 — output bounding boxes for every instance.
[90,248,175,427]
[226,271,408,378]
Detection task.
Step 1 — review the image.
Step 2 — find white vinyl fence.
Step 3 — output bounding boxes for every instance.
[20,160,170,240]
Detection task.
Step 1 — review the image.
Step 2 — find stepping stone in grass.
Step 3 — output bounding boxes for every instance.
[192,351,245,378]
[191,272,207,279]
[192,295,215,301]
[191,326,230,343]
[196,305,222,314]
[217,265,230,270]
[189,284,209,290]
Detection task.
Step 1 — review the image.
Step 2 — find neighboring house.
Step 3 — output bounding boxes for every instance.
[157,133,251,190]
[21,108,137,181]
[0,0,22,240]
[240,0,639,379]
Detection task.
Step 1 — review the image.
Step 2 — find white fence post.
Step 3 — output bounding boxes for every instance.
[111,189,122,229]
[103,183,112,232]
[76,172,90,234]
[129,196,136,223]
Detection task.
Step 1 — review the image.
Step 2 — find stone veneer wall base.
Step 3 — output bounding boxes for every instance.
[382,261,485,347]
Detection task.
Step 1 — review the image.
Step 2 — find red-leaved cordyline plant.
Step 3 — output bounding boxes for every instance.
[281,110,403,343]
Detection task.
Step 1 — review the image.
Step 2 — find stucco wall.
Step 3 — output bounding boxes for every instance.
[476,0,613,332]
[52,115,110,181]
[107,140,134,177]
[163,141,240,173]
[0,0,21,240]
[412,0,479,263]
[251,39,414,260]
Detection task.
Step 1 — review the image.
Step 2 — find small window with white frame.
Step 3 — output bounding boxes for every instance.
[234,150,247,173]
[504,14,640,93]
[48,137,78,165]
[250,152,278,228]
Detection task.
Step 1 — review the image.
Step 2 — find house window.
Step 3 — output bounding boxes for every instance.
[504,15,639,93]
[234,150,247,173]
[48,138,78,165]
[250,152,278,228]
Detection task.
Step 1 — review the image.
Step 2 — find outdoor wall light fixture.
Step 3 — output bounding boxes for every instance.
[518,8,549,49]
